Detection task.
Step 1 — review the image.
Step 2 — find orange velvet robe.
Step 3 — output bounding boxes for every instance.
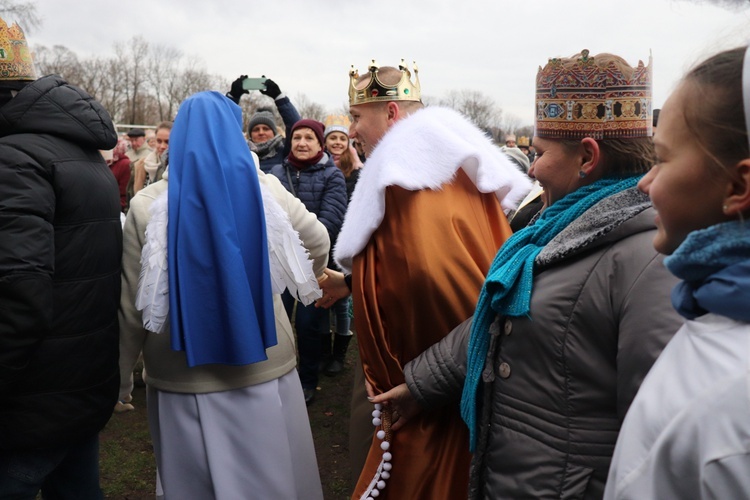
[351,169,512,499]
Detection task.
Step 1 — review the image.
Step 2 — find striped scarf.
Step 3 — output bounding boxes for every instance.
[460,176,640,451]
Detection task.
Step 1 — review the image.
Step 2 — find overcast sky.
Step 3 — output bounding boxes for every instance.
[18,0,750,126]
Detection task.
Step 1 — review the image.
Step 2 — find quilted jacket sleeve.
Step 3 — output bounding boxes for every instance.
[404,316,473,409]
[275,96,300,161]
[0,144,55,384]
[316,167,348,244]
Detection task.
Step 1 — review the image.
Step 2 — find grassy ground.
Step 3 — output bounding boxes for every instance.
[99,339,358,499]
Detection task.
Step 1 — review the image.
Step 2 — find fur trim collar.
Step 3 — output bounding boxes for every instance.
[334,106,532,272]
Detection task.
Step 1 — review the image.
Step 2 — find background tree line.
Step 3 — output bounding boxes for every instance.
[2,0,526,139]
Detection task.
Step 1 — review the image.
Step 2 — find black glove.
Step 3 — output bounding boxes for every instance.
[227,75,249,104]
[260,77,282,99]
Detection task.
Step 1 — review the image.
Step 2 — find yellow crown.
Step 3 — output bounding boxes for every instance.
[0,17,35,81]
[323,114,351,136]
[535,49,652,140]
[348,59,421,106]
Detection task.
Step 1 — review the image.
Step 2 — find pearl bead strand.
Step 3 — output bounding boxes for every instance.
[361,403,392,499]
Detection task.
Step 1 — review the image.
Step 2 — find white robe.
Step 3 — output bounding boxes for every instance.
[148,370,323,500]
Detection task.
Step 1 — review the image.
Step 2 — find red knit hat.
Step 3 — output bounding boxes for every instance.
[291,119,325,148]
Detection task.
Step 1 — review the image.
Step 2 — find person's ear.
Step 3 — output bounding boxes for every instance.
[579,137,601,176]
[723,159,750,217]
[386,101,399,125]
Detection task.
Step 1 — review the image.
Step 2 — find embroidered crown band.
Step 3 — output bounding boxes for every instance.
[536,49,652,140]
[0,16,35,81]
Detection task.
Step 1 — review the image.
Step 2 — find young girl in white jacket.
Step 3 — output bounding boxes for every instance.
[605,45,750,499]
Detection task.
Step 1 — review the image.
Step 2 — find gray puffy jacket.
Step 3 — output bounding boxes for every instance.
[405,188,683,499]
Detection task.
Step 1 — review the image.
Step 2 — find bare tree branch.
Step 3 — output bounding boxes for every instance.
[0,0,41,33]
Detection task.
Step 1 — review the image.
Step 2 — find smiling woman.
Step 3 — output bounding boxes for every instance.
[372,49,684,499]
[269,118,348,405]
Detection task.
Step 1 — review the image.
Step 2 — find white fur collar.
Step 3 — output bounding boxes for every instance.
[334,106,532,272]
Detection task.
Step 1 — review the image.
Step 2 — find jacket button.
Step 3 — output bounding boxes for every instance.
[503,318,512,336]
[498,362,511,379]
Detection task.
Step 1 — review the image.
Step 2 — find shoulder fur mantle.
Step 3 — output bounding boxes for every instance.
[334,106,532,272]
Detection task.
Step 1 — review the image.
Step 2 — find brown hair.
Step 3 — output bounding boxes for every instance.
[681,46,749,178]
[560,137,656,177]
[337,147,358,178]
[156,121,173,133]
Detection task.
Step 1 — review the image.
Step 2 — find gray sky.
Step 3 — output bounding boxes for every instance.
[19,0,750,127]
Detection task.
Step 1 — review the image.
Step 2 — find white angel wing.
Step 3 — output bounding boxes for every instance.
[260,183,322,305]
[135,189,170,333]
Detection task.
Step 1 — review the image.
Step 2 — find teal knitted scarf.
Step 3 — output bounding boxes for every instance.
[460,176,641,452]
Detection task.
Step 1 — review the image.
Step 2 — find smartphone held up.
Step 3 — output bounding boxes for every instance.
[242,77,267,91]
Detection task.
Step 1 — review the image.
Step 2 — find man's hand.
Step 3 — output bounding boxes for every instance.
[315,268,350,309]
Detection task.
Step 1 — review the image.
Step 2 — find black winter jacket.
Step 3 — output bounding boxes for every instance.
[270,154,348,246]
[0,75,121,451]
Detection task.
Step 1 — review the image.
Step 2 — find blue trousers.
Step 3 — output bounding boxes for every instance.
[282,291,329,390]
[0,433,103,500]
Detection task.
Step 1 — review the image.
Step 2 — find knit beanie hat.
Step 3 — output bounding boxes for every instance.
[501,146,530,172]
[291,119,325,148]
[248,108,278,135]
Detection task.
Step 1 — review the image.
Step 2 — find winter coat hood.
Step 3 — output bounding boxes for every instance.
[0,75,117,150]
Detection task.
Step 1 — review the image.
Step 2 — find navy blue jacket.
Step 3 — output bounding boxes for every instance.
[257,96,300,173]
[270,155,348,246]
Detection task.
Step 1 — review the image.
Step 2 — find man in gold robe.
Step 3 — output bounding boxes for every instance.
[321,61,531,499]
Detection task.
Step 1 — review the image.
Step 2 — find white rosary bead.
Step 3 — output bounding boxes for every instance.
[366,402,392,499]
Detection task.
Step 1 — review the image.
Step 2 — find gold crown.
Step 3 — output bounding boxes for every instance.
[0,16,35,81]
[323,114,351,136]
[348,59,421,106]
[517,136,530,147]
[535,49,652,140]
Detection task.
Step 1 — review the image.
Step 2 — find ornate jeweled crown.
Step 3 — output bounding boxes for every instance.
[535,49,652,140]
[0,16,35,81]
[348,59,421,106]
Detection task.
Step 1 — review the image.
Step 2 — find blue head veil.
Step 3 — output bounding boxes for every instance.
[167,91,276,367]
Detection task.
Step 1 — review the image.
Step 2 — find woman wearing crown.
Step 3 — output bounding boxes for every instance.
[371,50,683,499]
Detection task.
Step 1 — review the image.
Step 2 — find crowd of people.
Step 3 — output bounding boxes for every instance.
[2,13,750,500]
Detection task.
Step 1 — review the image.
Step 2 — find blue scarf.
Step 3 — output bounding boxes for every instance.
[168,91,276,367]
[665,220,750,322]
[460,176,640,451]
